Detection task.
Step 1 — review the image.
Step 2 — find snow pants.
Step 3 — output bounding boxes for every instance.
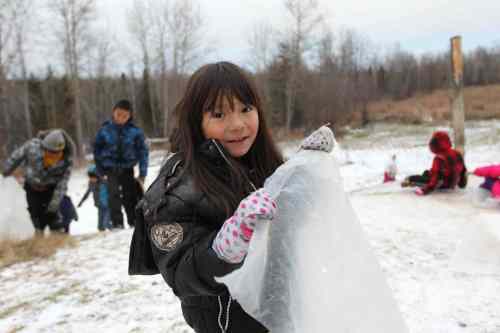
[106,167,138,228]
[24,183,63,234]
[408,170,452,190]
[407,170,432,186]
[97,206,111,231]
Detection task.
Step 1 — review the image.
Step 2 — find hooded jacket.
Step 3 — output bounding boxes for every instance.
[423,131,467,194]
[473,164,500,198]
[93,119,149,177]
[2,129,75,212]
[129,143,268,333]
[79,180,109,208]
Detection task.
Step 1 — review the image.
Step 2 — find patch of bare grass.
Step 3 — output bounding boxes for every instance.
[41,282,81,304]
[274,123,349,145]
[0,302,30,320]
[367,84,500,124]
[75,233,103,242]
[274,128,306,142]
[5,326,25,333]
[0,234,78,269]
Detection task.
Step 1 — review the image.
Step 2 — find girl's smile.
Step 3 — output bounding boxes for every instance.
[226,136,249,145]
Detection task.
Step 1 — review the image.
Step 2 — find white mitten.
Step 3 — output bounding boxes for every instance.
[300,125,335,153]
[212,188,277,263]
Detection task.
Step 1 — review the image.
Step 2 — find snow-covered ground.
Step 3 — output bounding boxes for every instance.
[1,121,500,332]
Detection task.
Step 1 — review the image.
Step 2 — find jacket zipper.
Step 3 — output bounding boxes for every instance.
[210,139,257,191]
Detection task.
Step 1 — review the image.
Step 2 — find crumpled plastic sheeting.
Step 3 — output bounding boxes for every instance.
[0,178,34,240]
[471,187,500,209]
[218,150,408,333]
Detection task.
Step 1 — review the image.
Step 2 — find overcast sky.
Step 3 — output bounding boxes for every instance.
[29,0,500,75]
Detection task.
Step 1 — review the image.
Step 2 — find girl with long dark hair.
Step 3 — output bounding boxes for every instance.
[130,61,284,332]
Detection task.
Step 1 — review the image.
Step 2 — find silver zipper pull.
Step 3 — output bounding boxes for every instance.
[211,139,257,191]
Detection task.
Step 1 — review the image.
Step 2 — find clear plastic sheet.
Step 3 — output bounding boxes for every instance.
[218,150,408,333]
[470,187,500,209]
[0,178,34,240]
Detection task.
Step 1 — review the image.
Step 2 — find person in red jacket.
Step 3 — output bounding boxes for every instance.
[401,131,467,195]
[472,164,500,199]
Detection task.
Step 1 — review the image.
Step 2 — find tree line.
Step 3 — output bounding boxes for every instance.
[1,0,499,160]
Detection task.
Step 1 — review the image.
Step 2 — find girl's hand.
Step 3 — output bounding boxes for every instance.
[212,188,277,264]
[300,125,335,153]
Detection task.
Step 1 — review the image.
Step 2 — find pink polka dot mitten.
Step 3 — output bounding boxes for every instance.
[212,188,277,264]
[300,125,335,153]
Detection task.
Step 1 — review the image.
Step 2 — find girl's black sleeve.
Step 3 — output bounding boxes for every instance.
[147,198,241,297]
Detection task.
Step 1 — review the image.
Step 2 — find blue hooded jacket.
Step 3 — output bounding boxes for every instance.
[93,120,149,177]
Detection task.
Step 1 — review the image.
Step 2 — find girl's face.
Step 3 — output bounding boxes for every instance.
[201,96,259,158]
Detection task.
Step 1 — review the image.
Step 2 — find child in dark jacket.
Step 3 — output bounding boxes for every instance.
[129,62,297,333]
[402,131,467,195]
[59,195,78,233]
[78,164,111,231]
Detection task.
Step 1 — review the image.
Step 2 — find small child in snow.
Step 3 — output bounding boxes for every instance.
[401,131,467,195]
[384,154,397,183]
[59,195,78,234]
[78,164,111,231]
[472,164,500,199]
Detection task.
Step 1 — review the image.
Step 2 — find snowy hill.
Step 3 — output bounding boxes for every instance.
[1,121,500,332]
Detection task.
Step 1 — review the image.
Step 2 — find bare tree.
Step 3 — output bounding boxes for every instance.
[13,0,34,138]
[316,26,334,70]
[337,29,374,125]
[314,27,337,125]
[283,0,323,132]
[246,21,276,124]
[385,44,418,99]
[149,0,170,137]
[165,0,206,135]
[128,0,153,73]
[126,0,207,137]
[0,0,16,78]
[87,31,116,138]
[128,0,158,135]
[168,0,204,76]
[0,0,19,154]
[48,0,96,159]
[127,61,138,117]
[247,21,275,73]
[94,33,114,79]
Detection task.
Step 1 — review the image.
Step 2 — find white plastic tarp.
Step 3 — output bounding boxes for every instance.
[0,178,33,240]
[218,149,408,333]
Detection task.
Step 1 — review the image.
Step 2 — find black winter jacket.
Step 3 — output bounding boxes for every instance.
[129,147,268,333]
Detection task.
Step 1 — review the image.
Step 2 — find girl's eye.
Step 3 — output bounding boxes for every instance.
[211,110,224,119]
[243,105,254,113]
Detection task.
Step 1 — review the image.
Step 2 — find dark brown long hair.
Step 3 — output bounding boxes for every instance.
[169,61,284,218]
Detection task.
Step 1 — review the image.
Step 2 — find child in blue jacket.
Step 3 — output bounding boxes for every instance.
[78,164,111,231]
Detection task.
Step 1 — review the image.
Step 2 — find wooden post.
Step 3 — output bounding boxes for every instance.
[450,36,465,154]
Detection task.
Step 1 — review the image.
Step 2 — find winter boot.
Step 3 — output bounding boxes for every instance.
[401,177,414,188]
